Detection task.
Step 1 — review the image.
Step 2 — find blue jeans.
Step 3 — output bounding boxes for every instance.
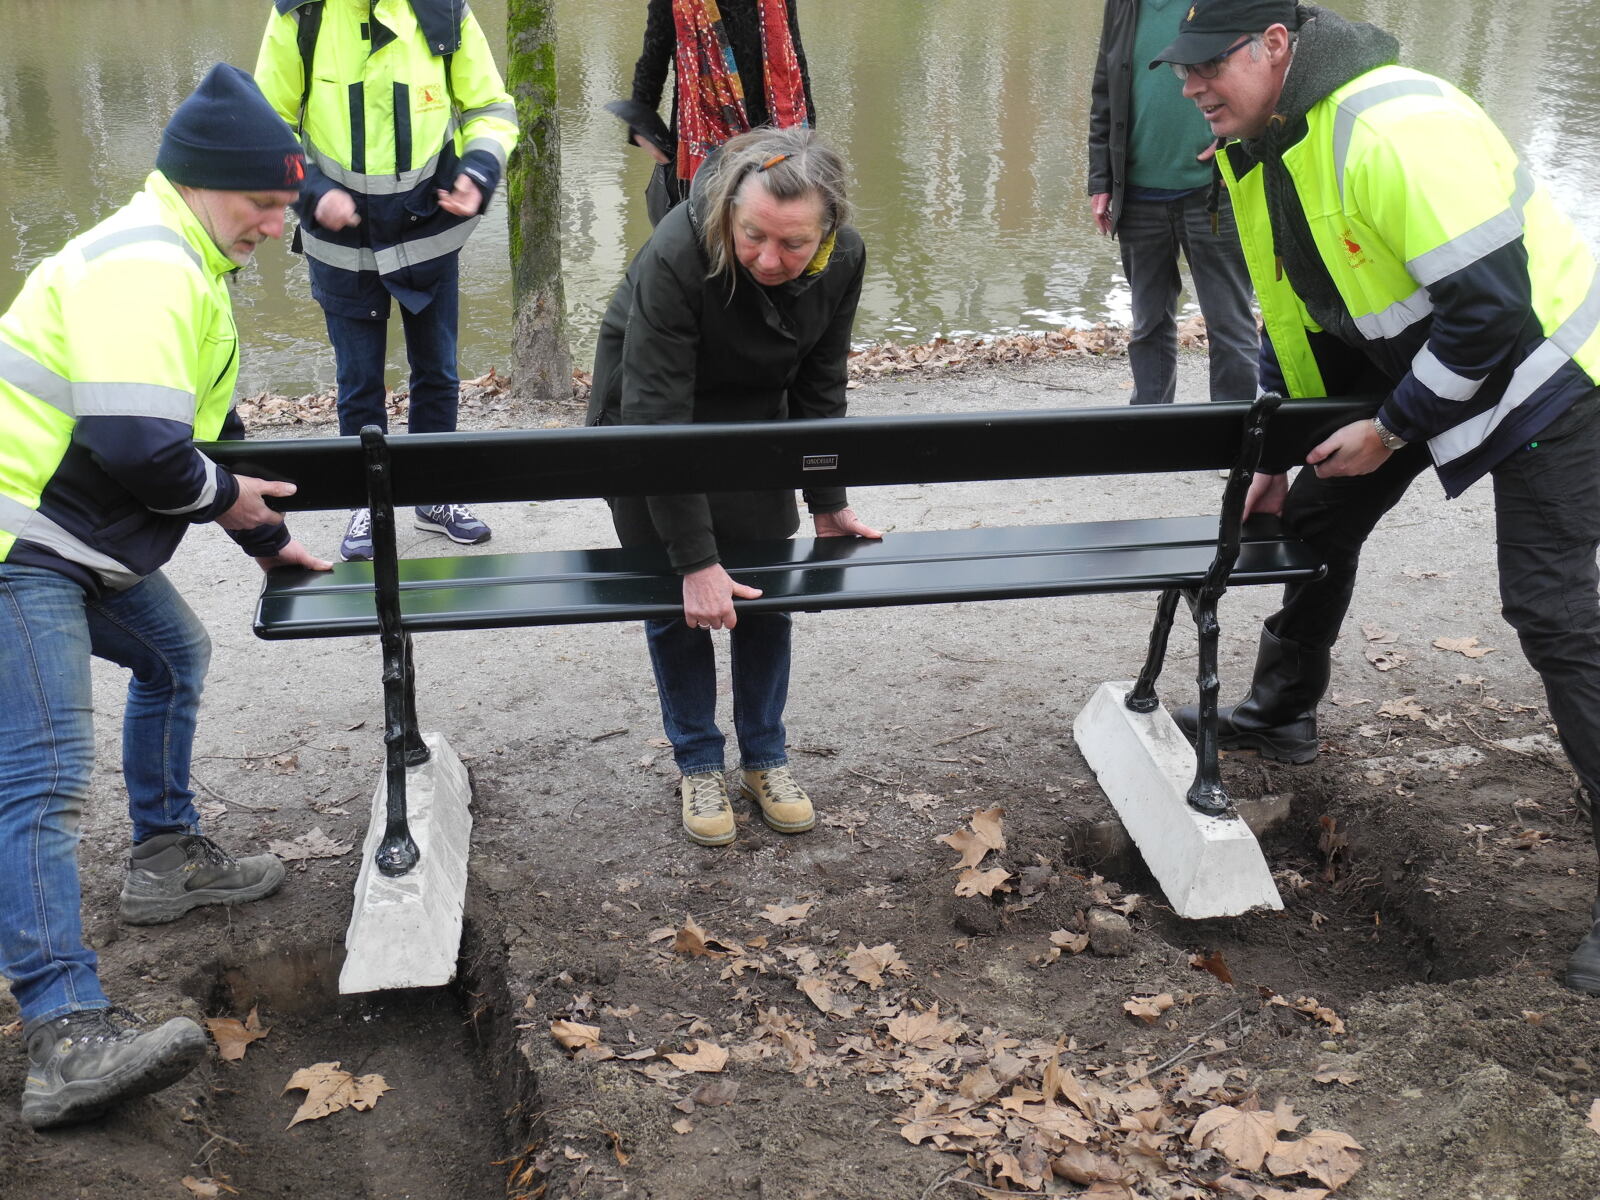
[324,265,461,437]
[644,613,792,775]
[1117,190,1258,406]
[0,566,208,1025]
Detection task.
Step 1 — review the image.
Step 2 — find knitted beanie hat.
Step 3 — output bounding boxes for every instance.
[157,64,305,192]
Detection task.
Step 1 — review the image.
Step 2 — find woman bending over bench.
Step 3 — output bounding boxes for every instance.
[588,126,882,847]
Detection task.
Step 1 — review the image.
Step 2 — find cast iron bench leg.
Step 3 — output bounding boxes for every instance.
[362,426,421,877]
[1126,587,1181,714]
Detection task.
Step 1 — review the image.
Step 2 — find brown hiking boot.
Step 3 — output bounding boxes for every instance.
[738,765,816,834]
[680,772,736,846]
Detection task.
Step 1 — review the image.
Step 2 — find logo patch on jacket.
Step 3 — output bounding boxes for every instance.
[418,85,447,114]
[1341,230,1367,268]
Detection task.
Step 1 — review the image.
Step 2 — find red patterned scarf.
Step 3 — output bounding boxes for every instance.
[672,0,810,181]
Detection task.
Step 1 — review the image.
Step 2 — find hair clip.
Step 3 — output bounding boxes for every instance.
[757,153,790,172]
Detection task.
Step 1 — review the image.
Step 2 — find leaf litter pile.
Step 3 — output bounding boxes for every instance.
[538,808,1364,1199]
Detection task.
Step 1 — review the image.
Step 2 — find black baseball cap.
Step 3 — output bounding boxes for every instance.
[1149,0,1300,68]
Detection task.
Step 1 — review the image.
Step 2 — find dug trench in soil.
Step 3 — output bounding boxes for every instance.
[177,924,537,1199]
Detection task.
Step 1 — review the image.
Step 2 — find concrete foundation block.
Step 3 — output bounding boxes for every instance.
[1072,681,1281,919]
[339,732,473,994]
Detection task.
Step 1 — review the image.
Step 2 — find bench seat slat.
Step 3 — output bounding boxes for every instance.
[255,517,1323,640]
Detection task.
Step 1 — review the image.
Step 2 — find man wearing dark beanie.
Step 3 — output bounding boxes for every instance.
[0,62,331,1130]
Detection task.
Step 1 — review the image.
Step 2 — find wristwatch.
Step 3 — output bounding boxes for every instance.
[1372,416,1407,451]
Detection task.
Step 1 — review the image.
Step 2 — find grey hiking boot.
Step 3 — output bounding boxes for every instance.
[22,1007,208,1130]
[119,832,285,925]
[1564,897,1600,995]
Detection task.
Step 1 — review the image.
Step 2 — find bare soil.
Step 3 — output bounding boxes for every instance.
[3,344,1599,1200]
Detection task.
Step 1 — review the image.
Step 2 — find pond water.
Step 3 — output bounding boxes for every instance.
[0,0,1596,392]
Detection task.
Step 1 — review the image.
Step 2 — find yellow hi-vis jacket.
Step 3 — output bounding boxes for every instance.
[255,0,518,316]
[1220,64,1600,496]
[0,173,281,594]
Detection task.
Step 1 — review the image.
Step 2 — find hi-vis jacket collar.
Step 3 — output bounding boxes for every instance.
[273,0,464,56]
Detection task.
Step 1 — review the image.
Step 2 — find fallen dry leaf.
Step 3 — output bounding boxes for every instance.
[1432,635,1495,659]
[1265,1129,1364,1189]
[844,941,908,988]
[550,1020,603,1052]
[282,1061,390,1128]
[0,1020,20,1039]
[205,1005,270,1062]
[1189,1104,1290,1171]
[267,826,352,862]
[1360,623,1397,644]
[758,901,814,927]
[1122,993,1175,1024]
[672,915,735,957]
[886,1004,963,1049]
[672,1117,694,1135]
[1365,648,1407,672]
[955,866,1014,897]
[938,806,1006,869]
[1377,696,1426,721]
[663,1040,728,1073]
[1588,1100,1600,1137]
[179,1178,238,1199]
[1190,949,1235,985]
[1312,1064,1360,1086]
[1050,929,1090,955]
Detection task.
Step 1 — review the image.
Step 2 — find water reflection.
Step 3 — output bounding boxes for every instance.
[0,0,1595,394]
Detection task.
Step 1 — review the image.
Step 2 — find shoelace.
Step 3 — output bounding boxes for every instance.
[178,834,238,870]
[52,1006,143,1047]
[440,503,477,523]
[685,775,729,818]
[756,768,805,806]
[347,509,372,538]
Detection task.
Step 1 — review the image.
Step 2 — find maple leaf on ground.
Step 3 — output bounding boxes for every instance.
[759,901,814,927]
[955,866,1014,897]
[1189,1104,1291,1171]
[1360,623,1397,644]
[1122,993,1174,1024]
[1377,696,1426,721]
[1433,635,1496,658]
[844,941,909,988]
[1365,648,1406,672]
[267,826,353,862]
[1265,1130,1364,1189]
[1051,1146,1129,1186]
[1587,1100,1600,1137]
[550,1020,603,1052]
[672,915,736,957]
[662,1040,728,1073]
[1190,949,1235,985]
[0,1020,20,1039]
[1312,1063,1360,1086]
[886,1004,964,1050]
[1050,929,1090,955]
[180,1178,239,1199]
[282,1061,390,1128]
[205,1005,271,1062]
[938,806,1006,869]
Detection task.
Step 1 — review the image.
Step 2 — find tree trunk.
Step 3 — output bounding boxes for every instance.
[506,0,570,403]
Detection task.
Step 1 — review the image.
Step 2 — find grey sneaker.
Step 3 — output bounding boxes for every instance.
[340,507,374,562]
[22,1007,208,1130]
[414,503,491,545]
[119,833,286,926]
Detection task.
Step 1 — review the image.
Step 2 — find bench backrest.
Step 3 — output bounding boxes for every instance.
[203,398,1378,512]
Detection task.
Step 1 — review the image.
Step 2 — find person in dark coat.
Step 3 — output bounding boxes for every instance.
[620,0,815,224]
[588,125,878,848]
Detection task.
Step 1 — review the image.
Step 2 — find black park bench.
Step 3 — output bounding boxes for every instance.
[204,395,1374,877]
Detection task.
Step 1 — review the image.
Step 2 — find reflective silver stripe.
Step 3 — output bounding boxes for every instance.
[0,339,73,415]
[301,228,379,272]
[82,225,203,272]
[460,101,517,127]
[1333,78,1443,202]
[73,381,197,423]
[1352,286,1432,341]
[149,454,220,516]
[1411,344,1484,403]
[463,135,508,172]
[307,137,444,196]
[0,494,142,590]
[1430,271,1600,465]
[374,217,478,273]
[1409,165,1535,287]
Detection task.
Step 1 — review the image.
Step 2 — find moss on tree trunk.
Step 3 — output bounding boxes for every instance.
[506,0,570,402]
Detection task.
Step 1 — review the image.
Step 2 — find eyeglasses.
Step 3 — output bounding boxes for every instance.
[1170,36,1254,82]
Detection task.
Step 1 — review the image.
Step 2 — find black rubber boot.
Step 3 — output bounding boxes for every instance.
[1174,628,1331,765]
[1564,896,1600,995]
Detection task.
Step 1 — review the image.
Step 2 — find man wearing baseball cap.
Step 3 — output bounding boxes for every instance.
[0,63,331,1129]
[1155,3,1600,994]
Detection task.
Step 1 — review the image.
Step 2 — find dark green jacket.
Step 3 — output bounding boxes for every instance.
[588,180,865,574]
